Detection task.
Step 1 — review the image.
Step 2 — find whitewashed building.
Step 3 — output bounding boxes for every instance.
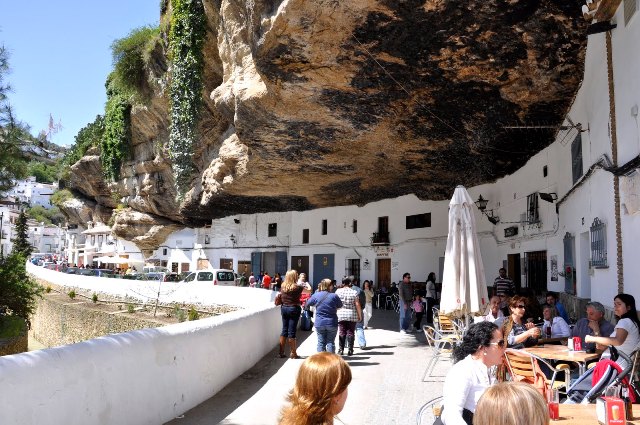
[8,176,58,209]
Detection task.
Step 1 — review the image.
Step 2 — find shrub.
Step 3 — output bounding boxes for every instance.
[45,286,52,294]
[50,189,73,208]
[173,305,186,322]
[92,293,98,303]
[68,290,76,300]
[187,306,199,321]
[101,88,132,182]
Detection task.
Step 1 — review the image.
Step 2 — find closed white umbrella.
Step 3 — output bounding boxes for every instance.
[440,186,489,322]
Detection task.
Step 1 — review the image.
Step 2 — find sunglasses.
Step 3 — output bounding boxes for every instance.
[514,305,526,309]
[489,340,506,347]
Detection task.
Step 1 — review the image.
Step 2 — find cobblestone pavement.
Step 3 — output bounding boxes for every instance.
[165,308,450,425]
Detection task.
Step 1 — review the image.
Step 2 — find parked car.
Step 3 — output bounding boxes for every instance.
[144,272,180,282]
[64,267,80,274]
[143,266,170,274]
[179,269,236,286]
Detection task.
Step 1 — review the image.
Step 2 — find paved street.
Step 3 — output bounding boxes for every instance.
[165,308,449,425]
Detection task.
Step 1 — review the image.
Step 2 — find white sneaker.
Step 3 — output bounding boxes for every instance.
[400,330,407,334]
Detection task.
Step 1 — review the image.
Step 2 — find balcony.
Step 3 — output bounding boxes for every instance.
[370,231,390,246]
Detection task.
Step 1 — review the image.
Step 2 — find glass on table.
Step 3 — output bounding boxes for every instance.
[547,388,559,420]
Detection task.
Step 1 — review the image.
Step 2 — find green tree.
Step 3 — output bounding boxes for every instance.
[0,251,43,320]
[27,161,59,183]
[0,46,30,192]
[11,211,32,257]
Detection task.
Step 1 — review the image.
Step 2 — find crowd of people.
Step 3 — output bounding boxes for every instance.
[436,267,640,424]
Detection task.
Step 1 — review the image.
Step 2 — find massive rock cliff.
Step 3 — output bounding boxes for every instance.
[65,0,587,245]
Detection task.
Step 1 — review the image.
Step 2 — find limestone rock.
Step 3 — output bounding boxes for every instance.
[110,209,185,256]
[65,0,588,230]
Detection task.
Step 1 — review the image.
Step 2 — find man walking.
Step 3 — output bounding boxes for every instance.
[399,272,414,333]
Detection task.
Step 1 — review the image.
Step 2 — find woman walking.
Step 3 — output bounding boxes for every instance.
[278,269,304,359]
[362,280,374,329]
[335,277,362,356]
[425,272,437,325]
[306,279,343,352]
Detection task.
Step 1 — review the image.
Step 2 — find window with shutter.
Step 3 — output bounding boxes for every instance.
[571,134,583,184]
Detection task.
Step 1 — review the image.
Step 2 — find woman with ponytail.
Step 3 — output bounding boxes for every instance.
[279,352,352,425]
[439,321,505,425]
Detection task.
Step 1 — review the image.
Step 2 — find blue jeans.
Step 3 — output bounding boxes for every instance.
[315,325,338,352]
[280,306,302,338]
[399,301,411,331]
[356,320,366,348]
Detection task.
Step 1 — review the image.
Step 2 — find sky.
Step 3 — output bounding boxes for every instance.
[1,1,159,146]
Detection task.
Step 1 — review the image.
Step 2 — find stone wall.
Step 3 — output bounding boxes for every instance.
[0,320,28,356]
[558,292,591,323]
[31,294,166,348]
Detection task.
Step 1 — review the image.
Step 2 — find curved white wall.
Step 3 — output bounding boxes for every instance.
[0,303,281,425]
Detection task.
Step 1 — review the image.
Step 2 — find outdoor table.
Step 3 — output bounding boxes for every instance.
[523,344,600,375]
[555,403,640,424]
[538,337,569,345]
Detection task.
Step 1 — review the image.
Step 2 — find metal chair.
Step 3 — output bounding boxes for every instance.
[504,349,570,393]
[423,325,456,380]
[416,395,443,425]
[385,293,398,311]
[433,313,463,342]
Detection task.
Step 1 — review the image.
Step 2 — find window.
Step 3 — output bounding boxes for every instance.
[302,229,309,244]
[406,213,431,229]
[321,219,327,235]
[625,0,638,25]
[91,235,95,245]
[198,272,213,281]
[345,259,360,283]
[571,134,583,184]
[590,218,608,268]
[527,193,539,224]
[352,220,357,233]
[204,235,210,244]
[268,223,277,237]
[163,248,167,255]
[98,235,103,245]
[220,258,233,269]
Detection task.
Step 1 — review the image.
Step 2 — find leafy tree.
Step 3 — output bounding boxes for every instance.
[25,205,65,226]
[110,26,160,101]
[0,46,30,192]
[27,161,59,183]
[50,189,73,207]
[11,211,32,257]
[0,251,43,320]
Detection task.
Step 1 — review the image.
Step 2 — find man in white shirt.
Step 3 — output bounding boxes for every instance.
[475,295,505,328]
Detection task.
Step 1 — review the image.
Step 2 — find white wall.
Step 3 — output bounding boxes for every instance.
[0,304,281,425]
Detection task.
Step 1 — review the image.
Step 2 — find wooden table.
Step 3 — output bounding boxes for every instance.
[556,404,640,424]
[523,344,600,375]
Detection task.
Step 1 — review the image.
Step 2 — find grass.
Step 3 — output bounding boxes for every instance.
[0,315,26,338]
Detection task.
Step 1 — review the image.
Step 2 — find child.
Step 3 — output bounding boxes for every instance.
[412,294,425,330]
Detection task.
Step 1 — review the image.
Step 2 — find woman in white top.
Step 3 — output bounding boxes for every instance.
[585,293,640,365]
[440,321,505,425]
[542,304,571,338]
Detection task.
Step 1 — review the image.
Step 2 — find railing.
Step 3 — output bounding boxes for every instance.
[371,231,390,245]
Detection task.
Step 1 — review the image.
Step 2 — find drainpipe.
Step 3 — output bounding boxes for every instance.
[606,30,624,293]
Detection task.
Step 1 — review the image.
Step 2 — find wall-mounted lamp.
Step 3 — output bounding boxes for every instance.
[234,218,240,224]
[229,234,237,244]
[474,195,500,225]
[538,192,558,203]
[363,259,370,267]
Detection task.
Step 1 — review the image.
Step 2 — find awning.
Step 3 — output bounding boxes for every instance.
[81,225,112,235]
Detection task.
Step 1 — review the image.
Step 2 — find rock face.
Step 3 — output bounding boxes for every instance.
[67,0,587,239]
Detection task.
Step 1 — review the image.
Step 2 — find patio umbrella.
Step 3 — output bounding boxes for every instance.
[439,186,489,323]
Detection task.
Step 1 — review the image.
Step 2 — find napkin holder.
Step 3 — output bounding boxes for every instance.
[597,397,626,424]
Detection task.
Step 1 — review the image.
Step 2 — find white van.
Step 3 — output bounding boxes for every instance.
[180,269,236,286]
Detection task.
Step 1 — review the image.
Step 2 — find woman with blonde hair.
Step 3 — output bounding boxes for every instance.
[278,269,304,358]
[474,382,549,425]
[279,352,352,425]
[502,295,540,348]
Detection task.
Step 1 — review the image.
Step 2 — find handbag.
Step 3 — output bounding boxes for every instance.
[275,293,282,306]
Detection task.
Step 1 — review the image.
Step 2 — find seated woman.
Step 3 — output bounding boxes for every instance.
[542,304,571,338]
[585,293,640,366]
[440,321,505,425]
[474,382,549,425]
[502,295,541,349]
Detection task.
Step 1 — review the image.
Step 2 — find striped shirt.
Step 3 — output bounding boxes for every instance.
[493,276,515,296]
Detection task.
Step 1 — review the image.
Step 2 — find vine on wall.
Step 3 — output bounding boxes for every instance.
[101,85,132,182]
[168,0,206,193]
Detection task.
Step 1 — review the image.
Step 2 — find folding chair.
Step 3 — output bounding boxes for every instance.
[416,395,443,425]
[504,349,570,394]
[423,325,457,379]
[385,293,397,310]
[433,314,463,342]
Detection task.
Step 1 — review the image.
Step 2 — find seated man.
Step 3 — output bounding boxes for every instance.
[546,292,570,324]
[572,301,615,353]
[475,295,505,328]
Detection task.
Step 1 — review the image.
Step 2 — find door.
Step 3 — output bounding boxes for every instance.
[238,260,251,276]
[220,258,233,270]
[525,251,547,293]
[507,253,521,292]
[251,252,262,277]
[313,254,334,290]
[197,259,210,270]
[276,251,288,277]
[377,258,391,290]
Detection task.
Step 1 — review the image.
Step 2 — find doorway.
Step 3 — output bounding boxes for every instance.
[525,251,547,293]
[220,258,233,270]
[507,254,522,292]
[377,258,391,290]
